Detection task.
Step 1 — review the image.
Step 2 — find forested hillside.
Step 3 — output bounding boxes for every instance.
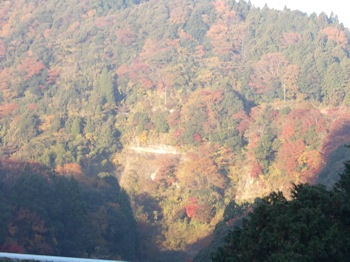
[208,161,350,262]
[0,159,136,260]
[1,0,350,260]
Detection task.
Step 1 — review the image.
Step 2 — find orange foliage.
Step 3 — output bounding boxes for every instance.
[281,125,295,140]
[195,45,205,58]
[0,40,5,59]
[66,21,80,35]
[138,78,153,89]
[184,197,212,222]
[207,22,233,54]
[0,159,52,179]
[43,28,51,38]
[169,1,189,24]
[177,144,227,190]
[153,155,179,185]
[95,15,116,29]
[129,59,149,80]
[56,163,82,177]
[116,63,129,76]
[0,103,18,116]
[179,31,193,40]
[282,64,300,98]
[0,67,20,98]
[0,23,11,37]
[28,103,37,110]
[298,150,324,183]
[7,208,53,255]
[212,1,238,21]
[249,52,289,93]
[321,26,348,48]
[0,67,10,89]
[280,32,302,48]
[277,139,305,175]
[284,108,326,138]
[115,26,135,45]
[213,1,226,13]
[251,162,262,178]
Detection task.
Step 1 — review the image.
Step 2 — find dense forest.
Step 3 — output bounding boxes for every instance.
[207,161,350,262]
[1,0,350,260]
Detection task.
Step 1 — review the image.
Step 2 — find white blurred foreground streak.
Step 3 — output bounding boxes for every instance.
[0,252,125,262]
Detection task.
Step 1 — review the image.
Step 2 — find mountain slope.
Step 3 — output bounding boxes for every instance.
[1,0,350,260]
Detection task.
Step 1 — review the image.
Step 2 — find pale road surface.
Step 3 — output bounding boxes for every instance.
[128,145,179,155]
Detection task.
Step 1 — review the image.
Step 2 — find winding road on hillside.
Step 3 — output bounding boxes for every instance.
[128,145,180,155]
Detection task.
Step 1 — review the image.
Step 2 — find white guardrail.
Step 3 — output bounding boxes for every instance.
[0,252,125,262]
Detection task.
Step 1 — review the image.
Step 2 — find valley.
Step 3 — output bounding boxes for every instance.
[1,0,350,261]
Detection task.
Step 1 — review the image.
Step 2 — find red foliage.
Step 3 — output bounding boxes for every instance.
[251,162,262,178]
[129,59,149,80]
[1,242,24,253]
[233,110,250,134]
[185,198,197,218]
[201,90,224,104]
[248,133,260,150]
[168,110,180,127]
[237,119,250,134]
[28,104,37,110]
[277,139,305,175]
[17,56,45,79]
[43,29,51,38]
[174,128,182,139]
[96,15,116,29]
[138,78,153,89]
[0,159,52,180]
[179,31,193,40]
[284,108,326,137]
[0,67,10,90]
[46,69,60,85]
[153,156,179,186]
[193,133,202,142]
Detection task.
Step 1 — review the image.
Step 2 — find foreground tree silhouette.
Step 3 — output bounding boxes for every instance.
[211,162,350,262]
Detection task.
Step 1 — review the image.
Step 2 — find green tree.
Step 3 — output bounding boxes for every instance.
[95,68,117,105]
[211,162,350,262]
